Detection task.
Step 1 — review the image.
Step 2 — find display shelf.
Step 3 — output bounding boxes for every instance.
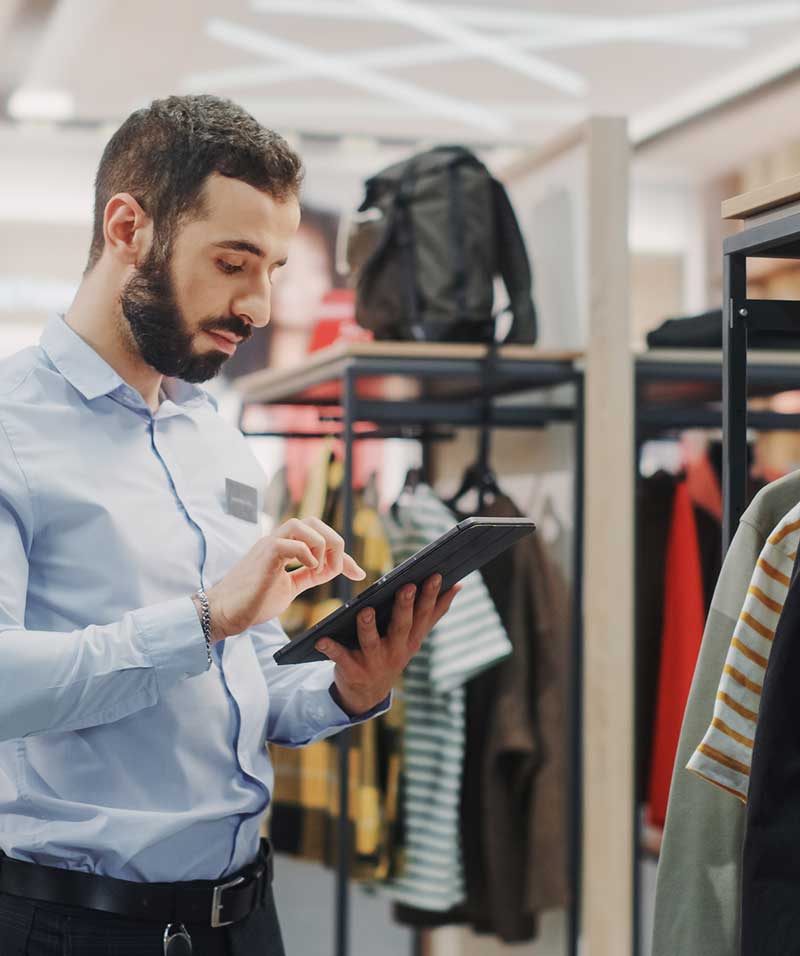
[236,345,585,956]
[235,340,582,408]
[634,348,800,409]
[722,172,800,222]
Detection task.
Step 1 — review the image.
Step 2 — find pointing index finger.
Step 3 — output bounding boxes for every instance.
[343,553,367,581]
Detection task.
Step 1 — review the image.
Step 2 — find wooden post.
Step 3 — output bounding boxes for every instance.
[582,116,634,956]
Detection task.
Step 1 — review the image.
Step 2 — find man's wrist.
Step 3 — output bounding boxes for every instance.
[191,590,224,645]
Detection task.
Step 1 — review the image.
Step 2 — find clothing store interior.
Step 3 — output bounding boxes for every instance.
[6,2,800,955]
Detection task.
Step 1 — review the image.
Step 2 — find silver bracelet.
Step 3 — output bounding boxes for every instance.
[194,587,213,668]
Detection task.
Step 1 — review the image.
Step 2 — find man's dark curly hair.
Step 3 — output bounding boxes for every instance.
[85,94,304,271]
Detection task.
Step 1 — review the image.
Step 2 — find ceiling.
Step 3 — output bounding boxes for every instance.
[1,0,800,248]
[4,0,800,151]
[4,1,800,332]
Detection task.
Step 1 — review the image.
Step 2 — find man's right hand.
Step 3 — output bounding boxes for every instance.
[202,517,366,644]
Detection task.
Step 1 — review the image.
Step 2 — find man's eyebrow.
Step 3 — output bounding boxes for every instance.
[213,239,265,258]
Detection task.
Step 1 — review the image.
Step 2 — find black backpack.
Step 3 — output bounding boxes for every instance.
[344,145,537,344]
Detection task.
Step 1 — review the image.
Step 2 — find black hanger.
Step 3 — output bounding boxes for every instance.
[402,466,423,493]
[391,465,425,521]
[446,342,503,513]
[444,458,501,514]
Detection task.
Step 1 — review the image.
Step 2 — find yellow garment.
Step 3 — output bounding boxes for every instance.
[267,464,401,881]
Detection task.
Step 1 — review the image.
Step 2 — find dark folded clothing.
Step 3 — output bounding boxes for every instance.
[647,309,800,350]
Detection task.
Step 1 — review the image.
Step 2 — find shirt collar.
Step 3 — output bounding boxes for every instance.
[40,314,216,411]
[161,375,218,411]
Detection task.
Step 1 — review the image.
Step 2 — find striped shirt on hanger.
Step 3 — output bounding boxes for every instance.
[687,503,800,801]
[382,484,512,911]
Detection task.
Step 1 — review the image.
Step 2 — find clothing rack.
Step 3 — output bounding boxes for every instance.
[632,348,800,956]
[721,179,800,549]
[235,341,584,956]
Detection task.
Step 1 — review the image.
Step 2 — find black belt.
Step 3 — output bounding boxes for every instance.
[0,837,274,928]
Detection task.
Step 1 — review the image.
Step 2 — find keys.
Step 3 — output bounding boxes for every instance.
[163,922,192,955]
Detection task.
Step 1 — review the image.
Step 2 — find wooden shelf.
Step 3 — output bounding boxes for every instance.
[234,340,583,404]
[633,346,800,368]
[722,172,800,221]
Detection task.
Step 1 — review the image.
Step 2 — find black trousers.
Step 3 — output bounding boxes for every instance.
[0,885,286,955]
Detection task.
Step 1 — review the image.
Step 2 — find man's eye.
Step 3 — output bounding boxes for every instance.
[217,261,244,275]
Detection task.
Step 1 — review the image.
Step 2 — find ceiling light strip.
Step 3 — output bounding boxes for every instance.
[357,0,587,95]
[206,17,511,132]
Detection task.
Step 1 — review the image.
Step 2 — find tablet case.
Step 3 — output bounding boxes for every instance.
[273,516,535,665]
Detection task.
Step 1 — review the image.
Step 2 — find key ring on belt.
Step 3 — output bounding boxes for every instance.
[164,922,192,954]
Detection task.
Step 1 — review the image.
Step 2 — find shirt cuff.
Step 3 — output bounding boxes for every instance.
[132,596,210,693]
[328,684,393,724]
[296,685,393,746]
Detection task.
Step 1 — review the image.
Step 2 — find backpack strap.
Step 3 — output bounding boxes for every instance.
[395,159,424,340]
[491,178,537,344]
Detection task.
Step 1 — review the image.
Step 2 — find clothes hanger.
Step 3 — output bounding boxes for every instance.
[390,466,424,521]
[446,340,504,513]
[402,466,423,494]
[444,437,502,514]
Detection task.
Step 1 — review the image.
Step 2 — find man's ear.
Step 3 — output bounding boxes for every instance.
[102,192,153,267]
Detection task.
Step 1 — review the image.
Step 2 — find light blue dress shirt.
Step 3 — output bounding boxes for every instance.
[0,314,388,883]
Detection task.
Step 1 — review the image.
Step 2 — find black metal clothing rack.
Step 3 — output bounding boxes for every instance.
[237,345,584,956]
[631,350,800,956]
[723,211,800,549]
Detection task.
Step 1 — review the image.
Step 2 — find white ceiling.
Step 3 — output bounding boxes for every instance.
[4,0,800,331]
[6,0,800,149]
[1,0,800,247]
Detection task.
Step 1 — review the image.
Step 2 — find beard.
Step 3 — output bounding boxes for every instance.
[119,242,251,384]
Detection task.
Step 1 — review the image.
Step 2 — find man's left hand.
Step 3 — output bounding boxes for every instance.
[315,573,460,716]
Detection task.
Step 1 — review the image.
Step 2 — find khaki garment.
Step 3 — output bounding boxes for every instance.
[688,503,800,800]
[652,470,800,956]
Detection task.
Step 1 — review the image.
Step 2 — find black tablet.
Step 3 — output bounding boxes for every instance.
[273,516,535,665]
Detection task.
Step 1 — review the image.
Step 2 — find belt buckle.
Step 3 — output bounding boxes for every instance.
[210,874,246,928]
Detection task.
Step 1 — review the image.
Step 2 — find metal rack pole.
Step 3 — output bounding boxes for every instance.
[568,372,585,956]
[335,367,356,956]
[722,253,748,552]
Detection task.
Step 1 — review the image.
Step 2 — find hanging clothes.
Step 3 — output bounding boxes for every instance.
[392,493,570,942]
[265,465,402,881]
[382,483,512,912]
[741,547,800,955]
[638,472,721,799]
[647,481,707,828]
[460,494,570,938]
[637,472,681,800]
[684,444,723,524]
[688,502,800,800]
[652,470,800,956]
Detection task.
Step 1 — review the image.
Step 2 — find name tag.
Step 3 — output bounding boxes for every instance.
[225,478,259,524]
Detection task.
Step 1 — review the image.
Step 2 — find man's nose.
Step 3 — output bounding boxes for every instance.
[232,285,271,329]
